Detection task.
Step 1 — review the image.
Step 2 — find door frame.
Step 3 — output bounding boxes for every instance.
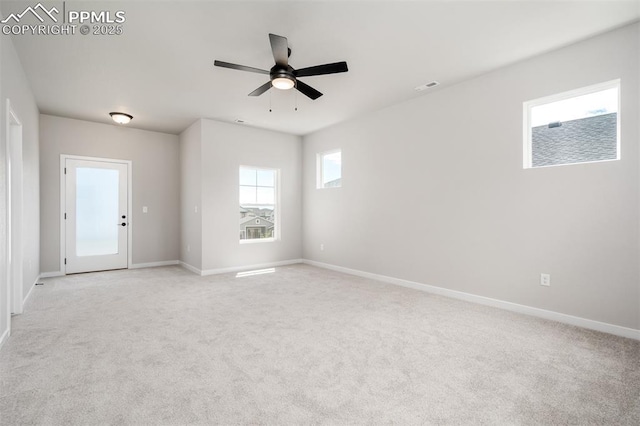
[60,154,133,274]
[6,99,24,318]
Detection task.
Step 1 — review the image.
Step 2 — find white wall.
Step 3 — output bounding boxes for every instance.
[0,33,40,344]
[39,115,180,273]
[179,120,202,270]
[302,23,640,330]
[179,118,302,273]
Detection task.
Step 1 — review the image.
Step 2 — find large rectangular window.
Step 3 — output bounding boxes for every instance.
[523,80,620,168]
[317,149,342,188]
[239,166,278,242]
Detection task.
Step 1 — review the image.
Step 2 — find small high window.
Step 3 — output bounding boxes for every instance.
[523,80,620,168]
[239,166,278,242]
[317,149,342,188]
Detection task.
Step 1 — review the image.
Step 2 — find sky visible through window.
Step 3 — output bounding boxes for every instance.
[322,151,341,186]
[531,87,617,127]
[240,168,275,207]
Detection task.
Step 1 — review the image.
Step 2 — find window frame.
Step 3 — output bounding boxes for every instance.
[316,148,342,189]
[522,79,621,169]
[239,165,280,244]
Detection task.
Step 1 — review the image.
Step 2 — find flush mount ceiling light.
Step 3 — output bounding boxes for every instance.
[271,75,295,90]
[109,112,133,124]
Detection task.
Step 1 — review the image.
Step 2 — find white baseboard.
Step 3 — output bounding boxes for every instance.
[303,259,640,341]
[0,327,9,351]
[201,259,303,276]
[179,261,202,275]
[129,260,179,269]
[39,271,64,278]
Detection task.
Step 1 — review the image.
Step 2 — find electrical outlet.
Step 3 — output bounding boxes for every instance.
[540,273,551,287]
[187,245,191,252]
[194,205,198,213]
[143,206,148,213]
[320,244,324,251]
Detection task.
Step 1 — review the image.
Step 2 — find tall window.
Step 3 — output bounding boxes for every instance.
[239,166,277,242]
[317,149,342,188]
[523,80,620,168]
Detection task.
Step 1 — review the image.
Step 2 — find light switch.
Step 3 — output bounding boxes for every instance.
[142,206,148,213]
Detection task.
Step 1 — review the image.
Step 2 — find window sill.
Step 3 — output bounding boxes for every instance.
[240,238,278,245]
[524,157,619,169]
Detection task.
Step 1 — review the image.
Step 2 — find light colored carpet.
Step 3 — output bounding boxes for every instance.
[1,264,638,425]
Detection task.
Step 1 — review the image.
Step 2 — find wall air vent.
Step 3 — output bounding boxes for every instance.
[414,81,440,92]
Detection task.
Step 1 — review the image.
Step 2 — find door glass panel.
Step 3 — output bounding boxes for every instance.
[76,167,119,256]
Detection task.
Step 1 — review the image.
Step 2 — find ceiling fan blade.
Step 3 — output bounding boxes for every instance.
[248,81,272,97]
[214,60,269,75]
[269,33,289,67]
[296,80,323,100]
[294,62,348,78]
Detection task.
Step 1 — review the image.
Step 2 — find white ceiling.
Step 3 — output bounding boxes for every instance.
[4,1,639,135]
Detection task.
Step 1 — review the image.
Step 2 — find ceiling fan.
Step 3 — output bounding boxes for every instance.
[214,33,348,100]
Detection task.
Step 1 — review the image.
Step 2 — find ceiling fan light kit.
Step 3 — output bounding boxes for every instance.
[214,33,348,100]
[272,76,295,90]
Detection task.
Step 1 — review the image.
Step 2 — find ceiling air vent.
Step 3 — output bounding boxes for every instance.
[414,81,440,92]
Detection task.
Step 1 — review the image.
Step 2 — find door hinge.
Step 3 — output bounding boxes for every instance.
[64,167,67,174]
[64,213,67,220]
[64,258,67,265]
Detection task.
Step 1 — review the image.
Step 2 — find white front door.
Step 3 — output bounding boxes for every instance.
[65,158,129,274]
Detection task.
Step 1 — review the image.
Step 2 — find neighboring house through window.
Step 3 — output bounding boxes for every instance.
[317,149,342,188]
[523,80,620,168]
[239,166,277,242]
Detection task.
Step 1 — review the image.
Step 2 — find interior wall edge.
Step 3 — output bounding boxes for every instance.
[179,261,202,276]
